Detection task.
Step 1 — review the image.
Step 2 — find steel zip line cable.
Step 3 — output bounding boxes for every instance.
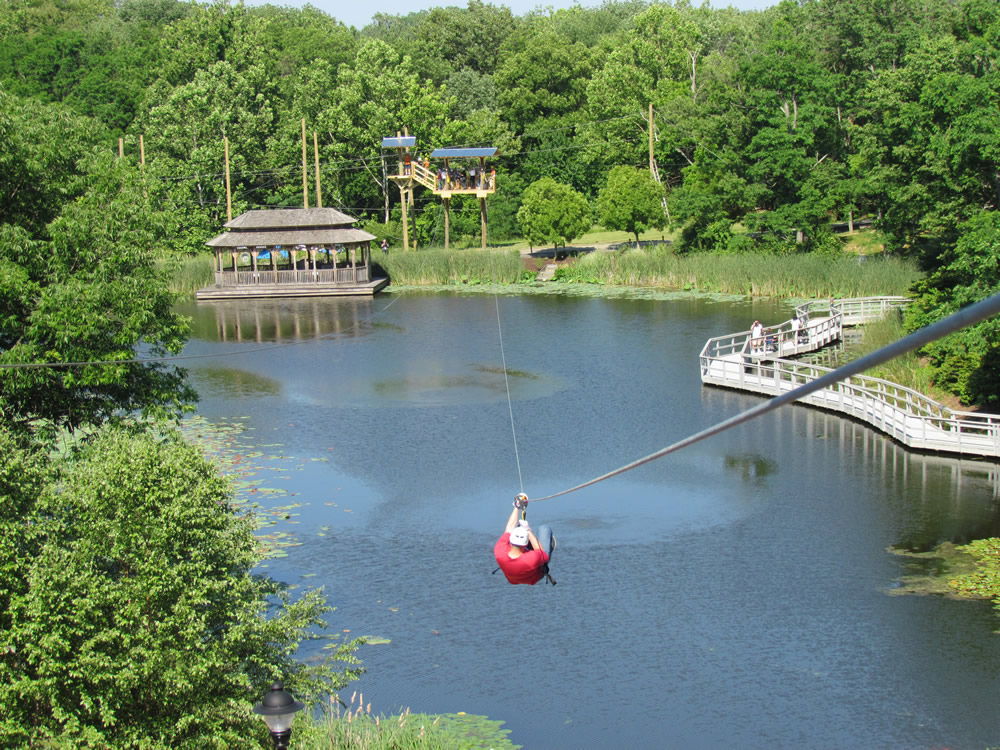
[529,292,1000,503]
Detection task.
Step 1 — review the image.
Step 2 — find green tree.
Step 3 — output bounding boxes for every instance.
[279,39,450,220]
[0,155,194,433]
[516,177,590,248]
[597,166,666,243]
[0,90,105,234]
[495,31,593,133]
[904,211,1000,405]
[0,424,361,747]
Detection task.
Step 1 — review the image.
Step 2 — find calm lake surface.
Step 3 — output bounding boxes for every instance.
[178,291,1000,749]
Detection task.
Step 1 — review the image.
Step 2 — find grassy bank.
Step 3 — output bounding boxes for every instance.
[292,695,519,749]
[374,248,525,285]
[554,247,920,298]
[161,254,214,294]
[849,311,964,407]
[164,244,919,300]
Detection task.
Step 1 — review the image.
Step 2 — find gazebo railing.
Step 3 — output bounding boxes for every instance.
[213,267,370,287]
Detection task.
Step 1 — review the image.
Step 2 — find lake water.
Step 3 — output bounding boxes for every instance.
[178,291,1000,749]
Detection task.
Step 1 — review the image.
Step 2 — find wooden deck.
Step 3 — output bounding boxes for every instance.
[699,297,1000,458]
[196,275,388,300]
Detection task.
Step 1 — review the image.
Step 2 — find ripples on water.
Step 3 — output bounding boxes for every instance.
[178,294,1000,749]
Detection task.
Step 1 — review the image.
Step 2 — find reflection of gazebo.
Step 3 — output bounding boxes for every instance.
[197,208,387,299]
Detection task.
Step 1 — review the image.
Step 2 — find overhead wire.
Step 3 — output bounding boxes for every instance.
[494,295,525,493]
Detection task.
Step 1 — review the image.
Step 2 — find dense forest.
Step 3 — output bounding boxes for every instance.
[1,2,999,744]
[2,0,999,402]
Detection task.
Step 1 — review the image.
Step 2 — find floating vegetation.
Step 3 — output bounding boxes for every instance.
[190,366,282,396]
[886,543,979,598]
[474,364,540,379]
[179,416,309,560]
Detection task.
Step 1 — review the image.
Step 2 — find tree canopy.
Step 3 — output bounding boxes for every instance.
[516,177,590,248]
[597,166,666,243]
[1,0,998,395]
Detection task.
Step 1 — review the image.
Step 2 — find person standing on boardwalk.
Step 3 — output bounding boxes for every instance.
[751,320,764,353]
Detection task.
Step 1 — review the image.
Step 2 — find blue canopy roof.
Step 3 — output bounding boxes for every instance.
[382,136,417,148]
[431,147,497,158]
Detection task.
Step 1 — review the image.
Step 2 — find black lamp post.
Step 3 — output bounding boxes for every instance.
[253,681,305,749]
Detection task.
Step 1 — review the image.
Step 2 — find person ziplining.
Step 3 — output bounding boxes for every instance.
[494,493,556,585]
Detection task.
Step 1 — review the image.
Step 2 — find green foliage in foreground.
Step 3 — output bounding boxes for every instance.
[0,153,194,435]
[553,247,920,298]
[0,425,361,748]
[374,248,525,285]
[294,701,519,750]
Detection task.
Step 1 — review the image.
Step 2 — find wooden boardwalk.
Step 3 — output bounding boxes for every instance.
[700,297,1000,459]
[195,277,387,300]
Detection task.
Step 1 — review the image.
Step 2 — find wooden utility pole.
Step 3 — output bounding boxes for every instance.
[223,136,233,222]
[118,138,124,159]
[139,134,145,166]
[312,131,322,208]
[400,129,410,251]
[300,118,309,209]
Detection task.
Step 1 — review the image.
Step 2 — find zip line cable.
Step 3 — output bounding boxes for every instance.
[529,292,1000,503]
[495,295,525,493]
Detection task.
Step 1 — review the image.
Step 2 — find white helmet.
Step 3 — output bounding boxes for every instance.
[509,525,530,547]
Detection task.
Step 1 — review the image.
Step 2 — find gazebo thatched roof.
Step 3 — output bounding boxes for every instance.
[207,208,375,248]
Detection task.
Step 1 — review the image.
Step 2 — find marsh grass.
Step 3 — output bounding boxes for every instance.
[161,254,214,295]
[376,248,523,285]
[556,248,920,298]
[295,692,519,749]
[851,312,956,405]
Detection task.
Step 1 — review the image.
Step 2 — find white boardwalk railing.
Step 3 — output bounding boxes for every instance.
[699,296,1000,458]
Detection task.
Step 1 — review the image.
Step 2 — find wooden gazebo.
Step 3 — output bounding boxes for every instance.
[197,207,387,299]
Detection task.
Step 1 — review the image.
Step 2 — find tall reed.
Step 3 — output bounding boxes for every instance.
[556,248,921,298]
[851,311,953,404]
[160,254,214,295]
[376,249,523,285]
[294,692,518,749]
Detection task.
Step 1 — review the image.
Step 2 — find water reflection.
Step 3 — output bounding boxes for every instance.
[723,453,778,482]
[182,297,378,343]
[702,386,1000,551]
